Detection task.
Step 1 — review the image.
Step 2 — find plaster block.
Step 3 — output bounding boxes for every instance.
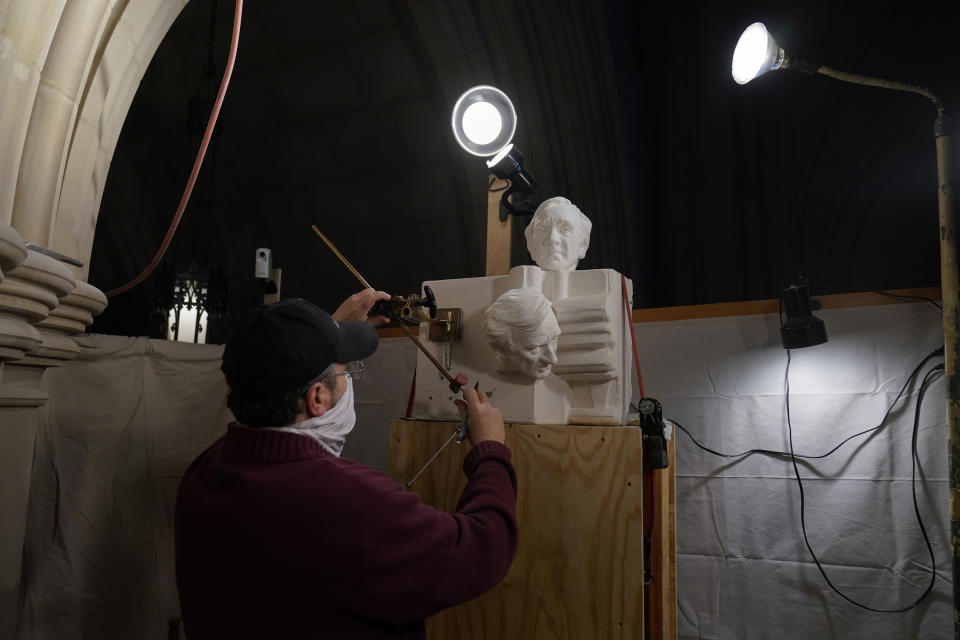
[412,265,633,425]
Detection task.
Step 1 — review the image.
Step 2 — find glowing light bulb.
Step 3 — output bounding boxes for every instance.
[462,101,503,145]
[732,22,779,85]
[451,85,517,156]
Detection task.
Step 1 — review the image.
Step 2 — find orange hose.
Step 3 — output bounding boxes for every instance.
[106,0,244,297]
[621,274,645,398]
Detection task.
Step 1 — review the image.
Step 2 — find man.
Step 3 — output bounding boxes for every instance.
[175,289,518,639]
[523,196,592,272]
[483,288,561,379]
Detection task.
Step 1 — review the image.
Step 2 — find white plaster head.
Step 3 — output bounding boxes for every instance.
[524,196,592,272]
[483,288,561,379]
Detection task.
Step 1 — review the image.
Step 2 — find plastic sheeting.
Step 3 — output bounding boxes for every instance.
[17,333,418,639]
[634,302,949,639]
[15,302,949,639]
[19,336,232,639]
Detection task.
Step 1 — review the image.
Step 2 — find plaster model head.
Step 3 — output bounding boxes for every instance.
[483,288,561,379]
[524,196,592,272]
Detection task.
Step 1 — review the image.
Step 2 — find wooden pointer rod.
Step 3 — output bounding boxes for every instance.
[311,225,466,393]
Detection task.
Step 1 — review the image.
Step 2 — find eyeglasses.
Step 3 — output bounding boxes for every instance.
[323,360,366,381]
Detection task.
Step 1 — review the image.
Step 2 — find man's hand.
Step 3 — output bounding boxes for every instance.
[454,387,505,446]
[332,288,392,326]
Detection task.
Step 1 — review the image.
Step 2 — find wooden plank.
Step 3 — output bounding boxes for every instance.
[640,438,677,640]
[377,325,418,339]
[377,287,941,338]
[485,178,511,276]
[658,438,677,639]
[631,286,941,324]
[390,420,646,640]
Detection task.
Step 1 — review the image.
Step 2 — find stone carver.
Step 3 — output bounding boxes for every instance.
[175,292,518,638]
[483,288,561,379]
[524,196,592,272]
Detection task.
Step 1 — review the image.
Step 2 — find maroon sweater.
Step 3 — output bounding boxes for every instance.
[175,424,518,639]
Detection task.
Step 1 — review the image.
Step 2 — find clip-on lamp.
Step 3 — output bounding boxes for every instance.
[451,85,538,220]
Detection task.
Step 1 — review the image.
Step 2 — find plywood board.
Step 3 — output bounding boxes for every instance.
[390,420,645,639]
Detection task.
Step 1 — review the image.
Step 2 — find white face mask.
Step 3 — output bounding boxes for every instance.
[264,375,356,457]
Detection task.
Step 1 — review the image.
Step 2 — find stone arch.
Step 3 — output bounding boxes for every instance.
[0,5,186,631]
[1,0,190,280]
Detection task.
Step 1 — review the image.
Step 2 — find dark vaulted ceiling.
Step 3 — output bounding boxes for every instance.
[88,0,959,341]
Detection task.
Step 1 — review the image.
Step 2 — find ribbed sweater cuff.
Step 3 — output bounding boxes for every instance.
[462,440,511,476]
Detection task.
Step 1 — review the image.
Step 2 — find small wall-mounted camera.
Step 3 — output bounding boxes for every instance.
[255,248,272,279]
[255,248,278,295]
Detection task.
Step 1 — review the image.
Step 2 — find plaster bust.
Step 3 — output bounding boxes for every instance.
[483,288,561,379]
[524,196,592,272]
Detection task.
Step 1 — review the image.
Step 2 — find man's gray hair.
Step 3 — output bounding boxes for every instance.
[228,362,338,428]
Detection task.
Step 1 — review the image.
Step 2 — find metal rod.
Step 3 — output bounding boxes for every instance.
[23,243,84,267]
[812,67,958,632]
[311,224,461,391]
[406,424,461,487]
[311,225,373,290]
[933,116,959,639]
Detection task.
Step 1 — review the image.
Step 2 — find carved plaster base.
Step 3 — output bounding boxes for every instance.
[413,266,633,425]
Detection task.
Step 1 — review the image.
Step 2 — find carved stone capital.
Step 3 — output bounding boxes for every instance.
[0,223,27,277]
[0,248,79,406]
[0,224,38,364]
[36,281,108,336]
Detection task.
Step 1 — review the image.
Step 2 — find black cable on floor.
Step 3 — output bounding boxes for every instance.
[785,352,943,612]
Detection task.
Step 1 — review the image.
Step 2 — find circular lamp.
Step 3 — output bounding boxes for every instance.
[451,85,517,157]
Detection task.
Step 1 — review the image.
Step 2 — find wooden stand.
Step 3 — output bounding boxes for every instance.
[389,420,671,639]
[645,437,677,639]
[485,177,511,276]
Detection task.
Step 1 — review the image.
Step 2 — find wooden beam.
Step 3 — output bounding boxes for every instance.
[485,178,511,276]
[631,286,942,323]
[377,287,942,338]
[656,438,677,639]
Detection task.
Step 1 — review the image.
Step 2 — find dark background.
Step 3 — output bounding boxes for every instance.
[88,0,958,343]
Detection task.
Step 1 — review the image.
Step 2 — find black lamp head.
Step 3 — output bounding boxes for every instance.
[487,144,537,192]
[486,143,539,220]
[780,283,828,349]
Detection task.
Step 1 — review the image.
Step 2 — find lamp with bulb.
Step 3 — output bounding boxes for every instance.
[451,85,539,221]
[732,19,957,626]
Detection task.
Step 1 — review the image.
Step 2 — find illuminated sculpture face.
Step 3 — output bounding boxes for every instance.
[484,289,561,379]
[525,197,592,272]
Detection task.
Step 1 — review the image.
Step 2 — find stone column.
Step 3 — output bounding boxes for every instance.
[0,221,36,638]
[0,227,108,639]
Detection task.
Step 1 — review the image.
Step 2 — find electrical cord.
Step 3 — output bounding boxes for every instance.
[671,345,944,460]
[669,345,945,611]
[105,0,244,298]
[487,175,509,192]
[785,351,942,612]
